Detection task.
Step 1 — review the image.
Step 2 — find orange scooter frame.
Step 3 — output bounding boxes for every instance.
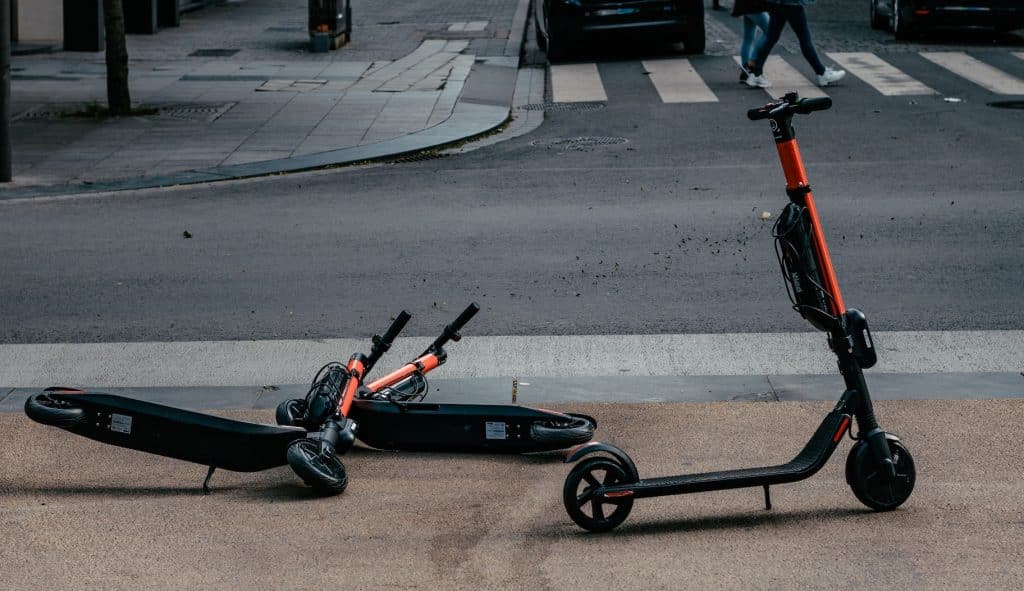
[277,304,597,461]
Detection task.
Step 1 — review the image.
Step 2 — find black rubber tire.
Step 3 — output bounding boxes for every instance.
[546,33,565,64]
[530,413,596,447]
[846,438,915,511]
[24,393,86,428]
[892,0,914,40]
[275,398,307,427]
[563,457,635,532]
[287,438,348,495]
[680,4,706,55]
[869,0,886,30]
[534,15,548,52]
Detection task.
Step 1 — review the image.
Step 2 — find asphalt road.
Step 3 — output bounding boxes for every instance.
[2,400,1022,589]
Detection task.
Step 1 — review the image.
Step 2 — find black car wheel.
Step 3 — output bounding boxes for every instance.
[534,11,548,51]
[870,0,886,30]
[892,0,914,40]
[680,0,706,54]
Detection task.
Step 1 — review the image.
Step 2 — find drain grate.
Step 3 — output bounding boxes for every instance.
[988,100,1024,110]
[530,136,628,150]
[520,102,605,112]
[158,103,236,122]
[13,103,235,122]
[189,48,240,57]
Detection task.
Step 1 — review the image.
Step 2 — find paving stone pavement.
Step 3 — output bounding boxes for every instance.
[3,0,526,193]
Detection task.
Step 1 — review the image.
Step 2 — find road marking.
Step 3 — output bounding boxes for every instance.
[921,52,1024,95]
[827,52,936,96]
[2,331,1022,388]
[734,56,828,99]
[448,21,488,32]
[550,63,607,103]
[641,59,718,103]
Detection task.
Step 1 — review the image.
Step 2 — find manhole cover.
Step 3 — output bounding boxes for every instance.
[189,48,239,57]
[520,102,605,112]
[988,100,1024,110]
[530,136,628,150]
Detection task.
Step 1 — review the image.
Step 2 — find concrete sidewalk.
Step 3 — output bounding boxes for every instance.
[1,0,532,198]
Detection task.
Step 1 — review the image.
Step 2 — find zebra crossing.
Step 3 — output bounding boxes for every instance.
[548,51,1024,104]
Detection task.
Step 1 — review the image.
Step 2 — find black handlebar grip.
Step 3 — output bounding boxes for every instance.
[380,310,412,347]
[795,96,832,114]
[747,106,771,121]
[448,303,480,334]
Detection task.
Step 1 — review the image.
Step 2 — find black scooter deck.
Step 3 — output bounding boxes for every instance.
[26,391,306,472]
[350,399,594,453]
[601,411,849,498]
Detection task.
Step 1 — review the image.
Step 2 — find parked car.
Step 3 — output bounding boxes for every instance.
[870,0,1024,39]
[534,0,705,62]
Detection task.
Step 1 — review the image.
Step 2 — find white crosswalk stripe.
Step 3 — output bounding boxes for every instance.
[734,55,828,99]
[641,59,717,103]
[827,52,936,96]
[549,51,1022,106]
[550,63,607,103]
[921,51,1024,95]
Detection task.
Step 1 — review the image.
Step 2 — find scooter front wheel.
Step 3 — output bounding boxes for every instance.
[846,438,915,511]
[275,398,307,427]
[563,457,634,532]
[530,413,596,447]
[286,438,348,495]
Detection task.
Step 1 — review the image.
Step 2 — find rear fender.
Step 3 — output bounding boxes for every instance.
[564,441,639,481]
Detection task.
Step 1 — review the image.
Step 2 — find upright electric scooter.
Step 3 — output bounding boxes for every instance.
[561,93,916,532]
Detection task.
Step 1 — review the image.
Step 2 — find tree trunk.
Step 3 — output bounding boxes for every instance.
[103,0,132,115]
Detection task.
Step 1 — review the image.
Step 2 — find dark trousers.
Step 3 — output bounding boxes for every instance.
[750,4,826,76]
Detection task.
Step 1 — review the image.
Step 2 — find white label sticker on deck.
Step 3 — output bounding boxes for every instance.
[110,413,133,434]
[485,421,507,440]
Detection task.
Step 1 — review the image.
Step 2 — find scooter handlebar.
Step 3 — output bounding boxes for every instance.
[379,311,412,347]
[364,311,412,374]
[747,94,832,120]
[425,302,480,355]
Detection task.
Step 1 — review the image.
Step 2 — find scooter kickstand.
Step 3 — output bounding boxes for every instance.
[202,466,216,495]
[763,485,772,511]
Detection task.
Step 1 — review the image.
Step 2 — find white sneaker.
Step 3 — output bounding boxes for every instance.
[817,67,846,87]
[745,73,772,88]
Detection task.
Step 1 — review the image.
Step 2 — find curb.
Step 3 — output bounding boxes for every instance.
[0,0,536,201]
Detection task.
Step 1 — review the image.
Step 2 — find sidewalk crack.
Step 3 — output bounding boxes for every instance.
[765,376,781,402]
[0,388,15,405]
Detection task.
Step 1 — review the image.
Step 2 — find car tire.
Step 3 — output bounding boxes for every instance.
[870,0,886,30]
[680,1,706,54]
[892,0,914,40]
[534,7,548,51]
[546,32,566,63]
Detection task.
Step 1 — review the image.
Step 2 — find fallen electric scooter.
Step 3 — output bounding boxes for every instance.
[24,312,411,494]
[561,93,916,532]
[275,303,597,454]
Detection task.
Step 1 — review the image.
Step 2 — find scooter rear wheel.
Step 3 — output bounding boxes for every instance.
[275,398,307,427]
[530,413,596,447]
[286,438,348,495]
[563,457,634,532]
[846,438,915,511]
[24,393,86,428]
